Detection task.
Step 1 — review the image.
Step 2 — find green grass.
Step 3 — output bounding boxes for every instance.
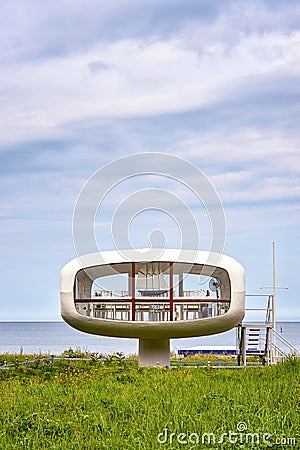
[0,356,299,449]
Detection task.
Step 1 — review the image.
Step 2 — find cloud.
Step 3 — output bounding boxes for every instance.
[179,125,300,209]
[1,1,300,146]
[88,60,115,73]
[2,1,300,63]
[0,0,300,320]
[0,1,222,63]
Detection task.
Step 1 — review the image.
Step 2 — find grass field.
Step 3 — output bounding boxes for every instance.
[0,354,299,449]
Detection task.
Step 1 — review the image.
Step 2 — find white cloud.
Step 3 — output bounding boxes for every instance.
[1,28,300,145]
[181,127,300,171]
[1,1,300,321]
[174,125,300,209]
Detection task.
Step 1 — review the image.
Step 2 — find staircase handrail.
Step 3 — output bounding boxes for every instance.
[272,341,288,356]
[272,329,299,355]
[265,295,273,325]
[244,293,274,325]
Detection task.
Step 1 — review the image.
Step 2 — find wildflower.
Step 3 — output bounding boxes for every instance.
[68,365,74,369]
[27,367,31,371]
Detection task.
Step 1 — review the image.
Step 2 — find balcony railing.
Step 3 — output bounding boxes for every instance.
[74,296,230,322]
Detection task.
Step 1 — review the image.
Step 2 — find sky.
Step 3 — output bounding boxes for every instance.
[1,0,299,321]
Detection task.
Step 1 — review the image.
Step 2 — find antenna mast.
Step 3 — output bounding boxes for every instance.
[272,241,276,331]
[260,241,288,332]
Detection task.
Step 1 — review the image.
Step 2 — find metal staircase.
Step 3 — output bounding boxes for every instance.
[237,294,299,366]
[246,325,270,356]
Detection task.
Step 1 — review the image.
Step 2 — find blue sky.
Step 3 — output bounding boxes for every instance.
[1,0,299,321]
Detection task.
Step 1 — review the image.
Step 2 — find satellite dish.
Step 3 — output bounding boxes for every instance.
[209,277,221,299]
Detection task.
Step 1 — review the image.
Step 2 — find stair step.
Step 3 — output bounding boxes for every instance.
[243,323,272,328]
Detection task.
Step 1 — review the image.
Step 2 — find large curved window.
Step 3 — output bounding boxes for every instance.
[74,261,231,321]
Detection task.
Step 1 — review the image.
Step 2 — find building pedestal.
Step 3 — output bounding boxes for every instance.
[138,339,170,367]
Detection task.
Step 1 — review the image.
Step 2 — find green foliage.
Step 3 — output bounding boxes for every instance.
[0,357,299,449]
[104,352,126,365]
[61,347,88,358]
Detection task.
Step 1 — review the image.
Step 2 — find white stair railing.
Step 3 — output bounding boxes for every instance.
[271,328,299,363]
[238,293,298,365]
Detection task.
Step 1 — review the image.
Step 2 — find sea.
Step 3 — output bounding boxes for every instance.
[0,321,299,356]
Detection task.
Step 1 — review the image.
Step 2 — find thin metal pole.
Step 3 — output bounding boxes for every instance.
[242,326,246,366]
[272,241,276,330]
[260,242,288,363]
[272,241,277,357]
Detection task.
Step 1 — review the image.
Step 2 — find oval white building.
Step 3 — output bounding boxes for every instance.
[60,249,245,366]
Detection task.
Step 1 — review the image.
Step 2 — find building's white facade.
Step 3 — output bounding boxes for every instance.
[60,249,245,366]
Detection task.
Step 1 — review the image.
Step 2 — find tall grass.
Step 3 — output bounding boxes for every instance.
[0,356,299,449]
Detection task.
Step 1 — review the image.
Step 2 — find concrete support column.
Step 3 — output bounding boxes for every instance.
[138,339,170,367]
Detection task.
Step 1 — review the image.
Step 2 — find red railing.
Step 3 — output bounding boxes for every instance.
[74,298,231,303]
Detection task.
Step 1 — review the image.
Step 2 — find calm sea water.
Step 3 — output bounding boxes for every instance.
[0,321,299,356]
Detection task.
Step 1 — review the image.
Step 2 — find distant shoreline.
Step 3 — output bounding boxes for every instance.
[1,322,299,355]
